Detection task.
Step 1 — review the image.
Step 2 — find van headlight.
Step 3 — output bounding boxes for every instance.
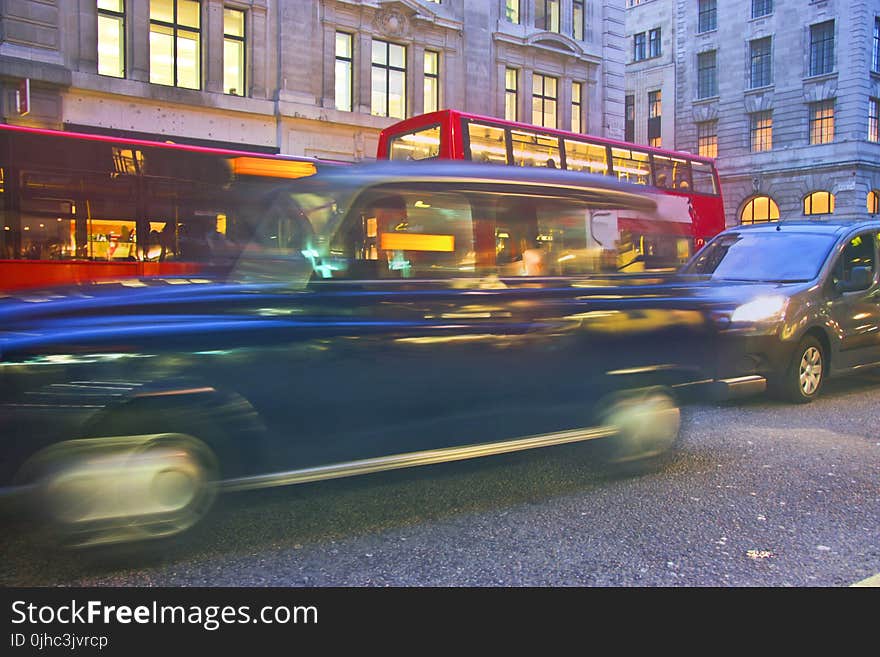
[730,295,790,323]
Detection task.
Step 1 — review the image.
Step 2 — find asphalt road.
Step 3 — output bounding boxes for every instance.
[2,373,879,587]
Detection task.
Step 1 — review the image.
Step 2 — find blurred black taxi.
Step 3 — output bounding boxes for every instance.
[0,162,708,547]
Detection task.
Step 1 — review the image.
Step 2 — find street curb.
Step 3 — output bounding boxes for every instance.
[850,573,880,587]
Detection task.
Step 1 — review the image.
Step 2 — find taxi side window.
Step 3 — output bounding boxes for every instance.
[832,232,876,290]
[334,189,476,279]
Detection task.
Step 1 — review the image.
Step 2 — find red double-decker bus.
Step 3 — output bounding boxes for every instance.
[377,109,725,271]
[0,124,336,291]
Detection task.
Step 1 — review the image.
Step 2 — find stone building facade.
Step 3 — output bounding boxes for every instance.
[0,0,627,159]
[624,0,880,226]
[624,0,675,148]
[665,0,880,226]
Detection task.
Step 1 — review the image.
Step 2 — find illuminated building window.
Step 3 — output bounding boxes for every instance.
[868,190,880,215]
[536,0,560,33]
[869,97,879,143]
[648,90,661,147]
[505,68,518,121]
[149,0,201,89]
[505,1,520,24]
[750,111,773,152]
[697,120,717,158]
[424,50,439,114]
[335,32,353,112]
[809,100,835,144]
[223,7,245,96]
[98,0,125,78]
[571,81,582,134]
[809,20,834,76]
[803,191,835,215]
[573,0,584,41]
[740,195,780,224]
[532,73,557,129]
[371,40,406,119]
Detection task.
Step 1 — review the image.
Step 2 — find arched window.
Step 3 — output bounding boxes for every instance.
[868,190,880,215]
[740,195,780,224]
[803,191,835,215]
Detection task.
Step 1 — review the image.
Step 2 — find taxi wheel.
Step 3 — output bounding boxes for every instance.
[779,335,825,404]
[595,387,681,469]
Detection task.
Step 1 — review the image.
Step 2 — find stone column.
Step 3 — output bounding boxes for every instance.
[250,4,268,99]
[77,0,98,74]
[357,32,372,114]
[129,0,150,82]
[321,24,336,109]
[204,0,223,94]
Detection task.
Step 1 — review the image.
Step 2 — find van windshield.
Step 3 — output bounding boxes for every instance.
[682,231,837,282]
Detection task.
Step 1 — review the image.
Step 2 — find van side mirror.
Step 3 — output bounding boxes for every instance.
[837,266,873,292]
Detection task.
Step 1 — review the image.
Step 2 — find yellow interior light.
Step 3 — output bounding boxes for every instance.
[380,233,455,252]
[231,157,317,179]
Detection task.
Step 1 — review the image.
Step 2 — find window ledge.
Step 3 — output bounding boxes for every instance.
[745,84,774,95]
[802,71,837,84]
[696,28,717,37]
[694,95,719,104]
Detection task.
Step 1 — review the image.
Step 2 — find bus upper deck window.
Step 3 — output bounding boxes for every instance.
[389,125,441,161]
[690,161,718,195]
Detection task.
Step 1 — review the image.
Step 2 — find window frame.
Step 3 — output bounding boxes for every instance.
[873,17,880,73]
[536,0,561,33]
[870,97,880,143]
[423,49,440,114]
[749,37,772,89]
[572,0,584,41]
[749,111,773,152]
[698,0,717,34]
[648,89,662,148]
[803,190,835,216]
[751,0,773,19]
[624,94,635,143]
[223,6,246,96]
[809,20,835,77]
[571,81,583,134]
[505,0,520,25]
[648,28,662,59]
[809,100,835,145]
[149,0,202,90]
[697,120,718,158]
[697,50,717,99]
[633,32,647,62]
[335,31,354,112]
[97,0,126,79]
[531,73,558,129]
[740,195,780,224]
[371,39,407,120]
[505,67,519,122]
